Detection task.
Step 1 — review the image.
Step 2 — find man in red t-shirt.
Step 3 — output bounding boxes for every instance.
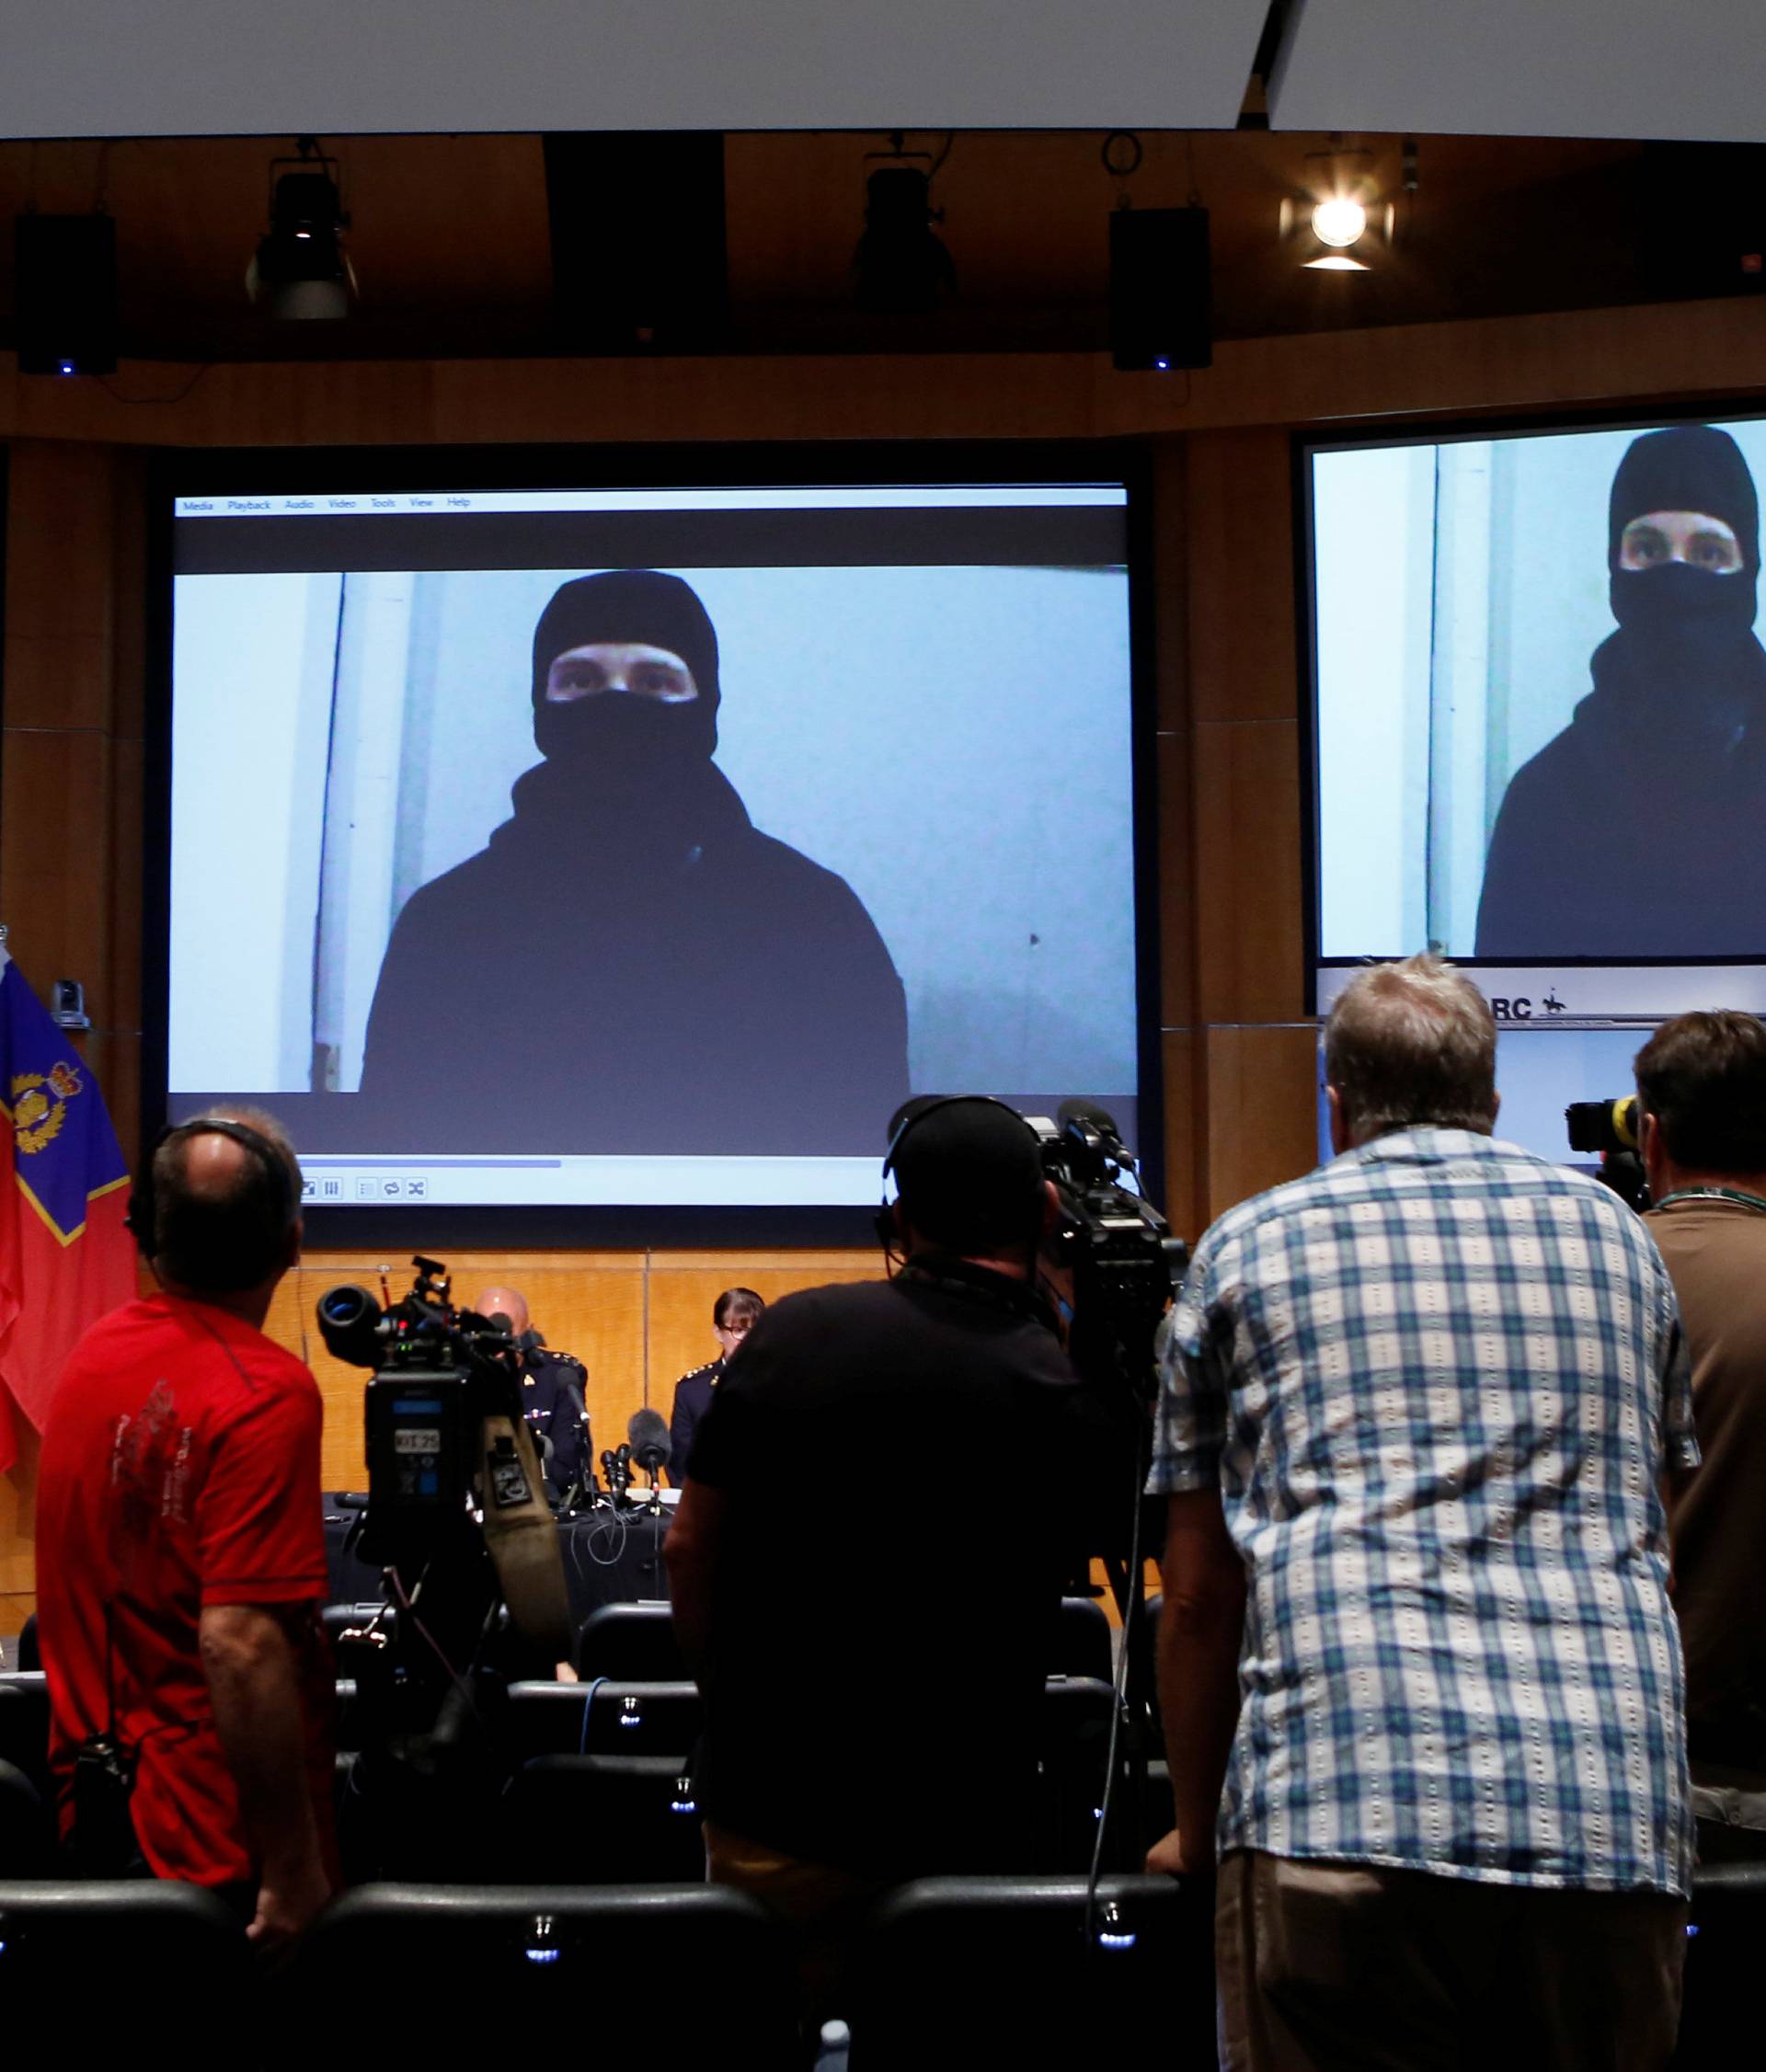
[37,1108,335,1951]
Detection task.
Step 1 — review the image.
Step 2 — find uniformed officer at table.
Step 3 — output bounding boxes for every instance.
[474,1284,591,1502]
[668,1288,765,1484]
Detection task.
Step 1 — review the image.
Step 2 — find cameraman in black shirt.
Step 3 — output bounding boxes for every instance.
[666,1096,1088,2017]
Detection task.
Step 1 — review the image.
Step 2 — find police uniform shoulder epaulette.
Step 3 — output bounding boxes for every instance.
[544,1350,588,1377]
[681,1359,721,1385]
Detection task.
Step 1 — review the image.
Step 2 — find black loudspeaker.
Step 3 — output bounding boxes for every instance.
[1108,206,1210,372]
[543,133,728,352]
[1636,144,1766,302]
[15,214,118,376]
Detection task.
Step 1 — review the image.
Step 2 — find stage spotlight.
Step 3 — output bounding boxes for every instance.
[1280,145,1394,273]
[1311,196,1367,248]
[247,138,356,320]
[854,135,955,314]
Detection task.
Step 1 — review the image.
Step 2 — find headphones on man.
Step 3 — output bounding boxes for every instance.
[876,1094,1048,1256]
[127,1117,300,1283]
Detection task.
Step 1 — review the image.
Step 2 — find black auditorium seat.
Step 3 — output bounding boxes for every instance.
[1034,1675,1117,1872]
[1053,1595,1114,1684]
[291,1883,797,2061]
[506,1678,702,1764]
[1677,1861,1766,2066]
[0,1673,51,1795]
[0,1759,56,1877]
[0,1881,254,2028]
[576,1600,687,1681]
[501,1755,707,1883]
[846,1873,1216,2072]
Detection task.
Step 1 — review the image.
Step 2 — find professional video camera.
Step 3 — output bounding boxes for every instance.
[1026,1098,1189,1405]
[318,1255,573,1655]
[316,1257,574,1872]
[1565,1095,1649,1211]
[1025,1102,1187,1878]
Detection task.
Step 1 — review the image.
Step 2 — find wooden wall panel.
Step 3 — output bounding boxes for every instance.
[0,728,116,999]
[4,294,1766,451]
[1175,427,1316,1231]
[1191,718,1306,1029]
[0,1425,40,1640]
[1202,1024,1322,1222]
[1160,1026,1203,1249]
[1186,431,1301,727]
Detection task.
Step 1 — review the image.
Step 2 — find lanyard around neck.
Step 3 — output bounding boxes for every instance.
[1656,1185,1766,1215]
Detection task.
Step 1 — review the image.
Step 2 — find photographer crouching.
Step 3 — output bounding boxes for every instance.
[35,1110,337,1952]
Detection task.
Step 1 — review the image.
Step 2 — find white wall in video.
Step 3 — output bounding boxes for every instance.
[170,561,1136,1122]
[1313,416,1766,962]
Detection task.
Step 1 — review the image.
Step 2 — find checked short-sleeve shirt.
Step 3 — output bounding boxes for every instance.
[1150,1128,1699,1895]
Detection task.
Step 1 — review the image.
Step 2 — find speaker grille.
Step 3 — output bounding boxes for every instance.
[1108,208,1210,373]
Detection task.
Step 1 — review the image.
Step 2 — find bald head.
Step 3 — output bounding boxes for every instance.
[144,1106,301,1299]
[474,1286,530,1336]
[181,1130,258,1199]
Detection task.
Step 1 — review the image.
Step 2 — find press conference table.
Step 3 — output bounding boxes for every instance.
[322,1494,672,1626]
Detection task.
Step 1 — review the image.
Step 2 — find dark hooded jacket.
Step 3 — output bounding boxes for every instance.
[1475,425,1766,958]
[360,571,909,1153]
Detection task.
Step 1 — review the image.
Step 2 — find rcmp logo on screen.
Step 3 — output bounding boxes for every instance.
[1490,989,1568,1022]
[10,1060,84,1156]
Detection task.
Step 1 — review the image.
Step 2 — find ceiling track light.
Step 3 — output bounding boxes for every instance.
[1279,141,1400,272]
[853,130,956,315]
[247,135,357,320]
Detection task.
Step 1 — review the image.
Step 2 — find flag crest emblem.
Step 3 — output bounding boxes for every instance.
[12,1063,84,1156]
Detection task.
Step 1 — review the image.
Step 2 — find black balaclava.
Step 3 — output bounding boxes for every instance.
[1603,426,1763,741]
[530,569,722,794]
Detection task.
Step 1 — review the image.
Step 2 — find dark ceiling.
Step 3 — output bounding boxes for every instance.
[0,129,1759,365]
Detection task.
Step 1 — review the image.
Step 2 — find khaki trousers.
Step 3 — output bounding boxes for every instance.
[1217,1849,1687,2072]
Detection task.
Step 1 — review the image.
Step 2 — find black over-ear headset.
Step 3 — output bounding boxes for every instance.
[128,1117,300,1281]
[877,1094,1046,1256]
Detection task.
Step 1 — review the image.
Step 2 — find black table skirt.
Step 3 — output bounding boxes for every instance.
[323,1495,672,1628]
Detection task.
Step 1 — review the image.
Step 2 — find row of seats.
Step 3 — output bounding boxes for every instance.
[0,1667,1130,1883]
[6,1593,1116,1719]
[0,1666,1119,1767]
[572,1593,1113,1686]
[0,1864,1753,2067]
[0,1872,1219,2069]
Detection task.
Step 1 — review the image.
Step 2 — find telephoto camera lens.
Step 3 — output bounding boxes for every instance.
[316,1283,384,1368]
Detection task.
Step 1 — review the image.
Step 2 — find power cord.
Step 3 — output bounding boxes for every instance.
[1084,1403,1152,1952]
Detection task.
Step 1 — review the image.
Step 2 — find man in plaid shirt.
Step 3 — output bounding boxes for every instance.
[1147,955,1698,2071]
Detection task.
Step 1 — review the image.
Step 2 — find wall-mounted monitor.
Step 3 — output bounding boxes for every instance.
[1303,409,1766,1068]
[148,445,1156,1239]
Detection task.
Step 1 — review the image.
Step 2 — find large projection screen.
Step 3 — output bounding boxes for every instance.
[1306,409,1766,1005]
[1303,406,1766,1165]
[149,447,1156,1237]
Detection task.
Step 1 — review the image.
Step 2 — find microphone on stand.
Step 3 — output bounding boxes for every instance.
[628,1409,672,1514]
[628,1409,671,1482]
